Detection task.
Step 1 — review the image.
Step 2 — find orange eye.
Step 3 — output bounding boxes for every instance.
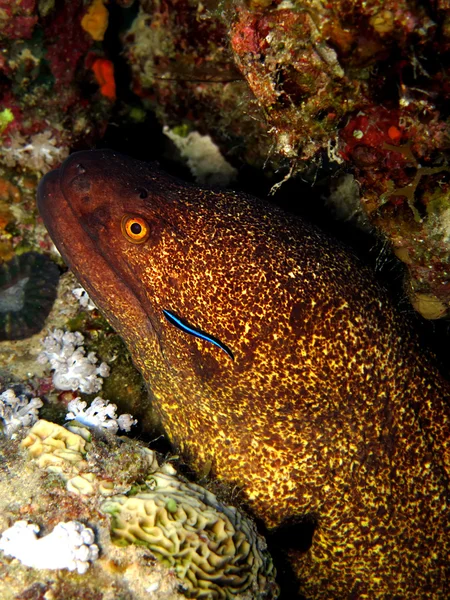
[121,215,150,244]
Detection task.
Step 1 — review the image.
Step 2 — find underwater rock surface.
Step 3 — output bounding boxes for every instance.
[38,149,450,599]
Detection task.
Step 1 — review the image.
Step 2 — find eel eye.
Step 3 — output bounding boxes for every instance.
[121,215,150,244]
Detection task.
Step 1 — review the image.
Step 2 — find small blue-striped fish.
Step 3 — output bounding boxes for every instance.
[162,309,234,360]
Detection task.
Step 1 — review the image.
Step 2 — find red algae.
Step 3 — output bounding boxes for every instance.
[92,59,116,101]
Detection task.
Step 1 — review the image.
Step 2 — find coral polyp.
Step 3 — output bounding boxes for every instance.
[0,252,59,341]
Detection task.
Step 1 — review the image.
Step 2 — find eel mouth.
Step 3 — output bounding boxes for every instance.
[37,156,154,340]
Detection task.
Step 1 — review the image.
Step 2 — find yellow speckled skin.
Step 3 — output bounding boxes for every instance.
[38,150,449,599]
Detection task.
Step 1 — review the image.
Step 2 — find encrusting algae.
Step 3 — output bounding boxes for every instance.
[37,149,450,598]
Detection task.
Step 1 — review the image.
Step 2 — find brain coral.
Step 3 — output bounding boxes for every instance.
[102,469,278,599]
[21,419,90,472]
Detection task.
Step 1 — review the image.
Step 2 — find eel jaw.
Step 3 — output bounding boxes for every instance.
[37,166,158,348]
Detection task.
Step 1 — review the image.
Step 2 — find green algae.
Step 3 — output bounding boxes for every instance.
[0,108,14,135]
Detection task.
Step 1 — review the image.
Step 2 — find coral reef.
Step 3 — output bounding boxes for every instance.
[66,397,137,433]
[122,0,268,169]
[0,0,117,280]
[21,418,155,497]
[0,388,42,438]
[0,0,115,185]
[122,0,450,318]
[0,251,60,340]
[0,267,154,438]
[22,418,88,462]
[102,470,278,599]
[2,131,70,173]
[0,271,83,386]
[72,286,97,310]
[163,126,237,186]
[2,0,450,316]
[0,0,38,40]
[0,419,185,600]
[0,414,277,599]
[338,106,450,318]
[2,0,449,317]
[38,328,110,394]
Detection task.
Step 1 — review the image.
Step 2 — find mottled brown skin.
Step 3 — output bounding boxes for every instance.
[38,150,449,599]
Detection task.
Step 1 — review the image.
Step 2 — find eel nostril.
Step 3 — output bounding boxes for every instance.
[72,176,91,193]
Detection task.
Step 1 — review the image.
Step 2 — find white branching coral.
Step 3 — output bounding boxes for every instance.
[0,389,43,439]
[38,329,110,394]
[66,398,137,434]
[72,287,97,311]
[0,520,99,574]
[2,130,69,173]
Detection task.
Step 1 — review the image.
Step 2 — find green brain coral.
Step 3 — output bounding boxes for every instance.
[102,468,278,599]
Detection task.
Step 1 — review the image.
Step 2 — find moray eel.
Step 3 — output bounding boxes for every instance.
[37,150,449,599]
